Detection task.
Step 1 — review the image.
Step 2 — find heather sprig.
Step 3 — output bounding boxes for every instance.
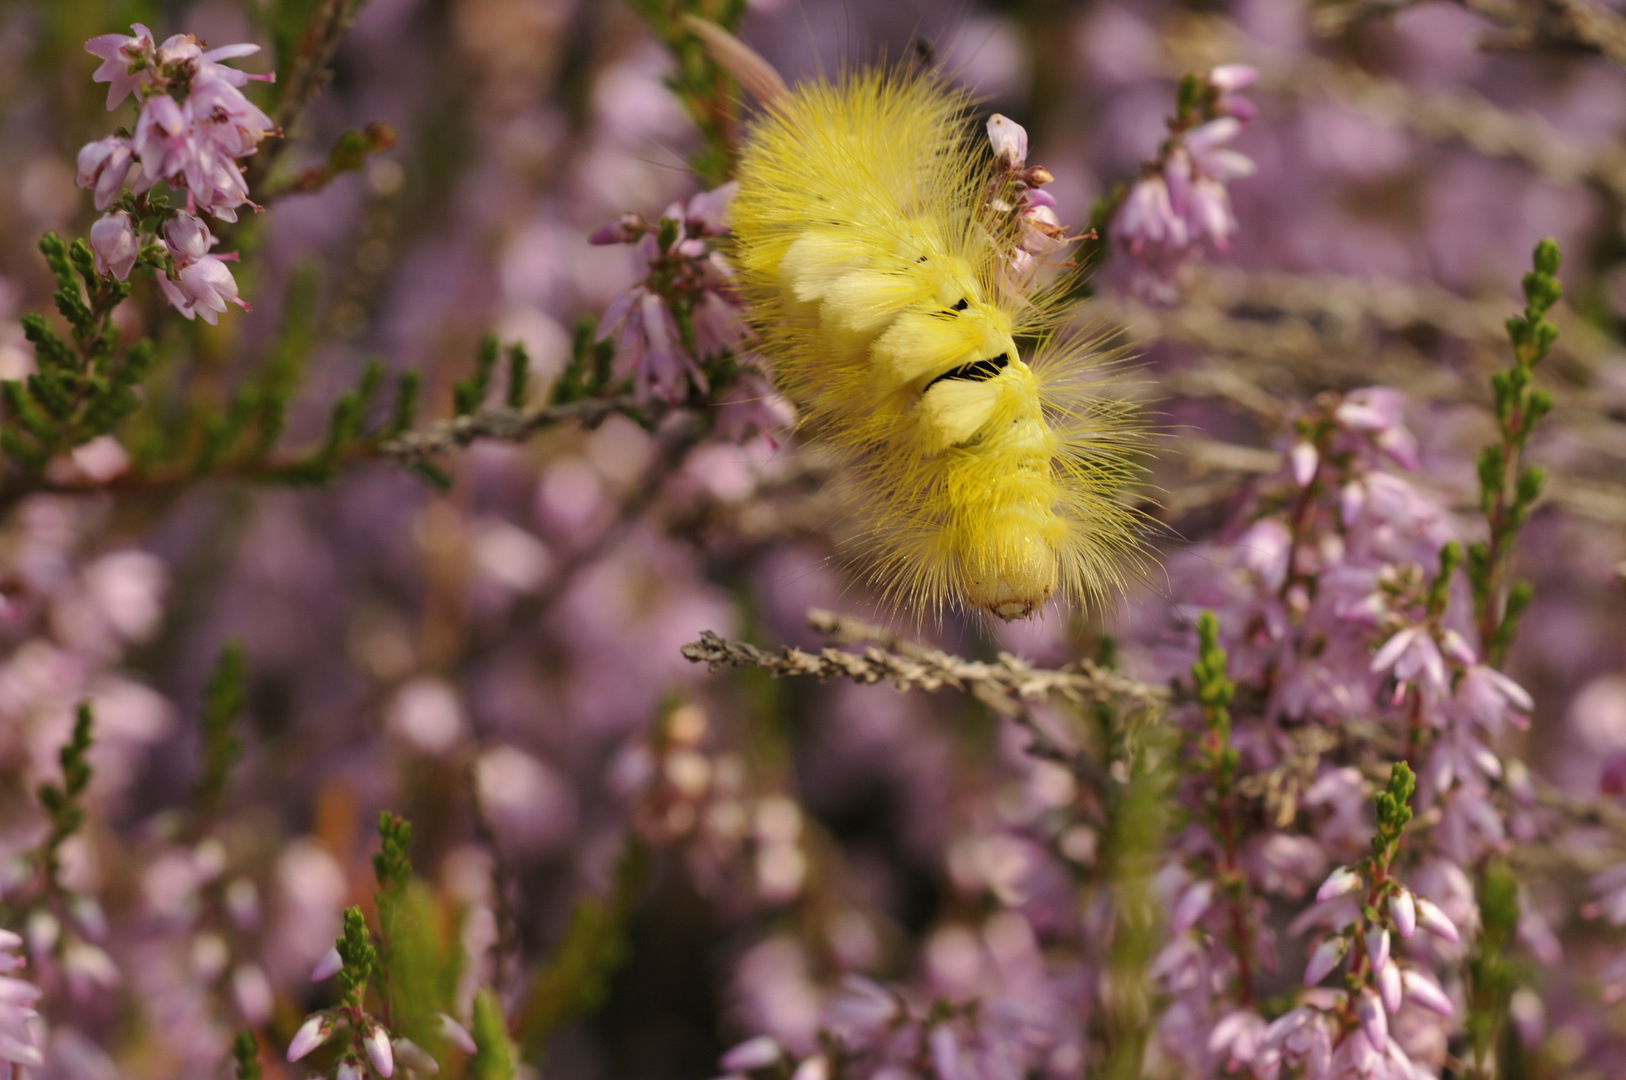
[36,703,96,893]
[233,1030,262,1080]
[193,641,246,820]
[1187,611,1257,1004]
[1467,238,1560,667]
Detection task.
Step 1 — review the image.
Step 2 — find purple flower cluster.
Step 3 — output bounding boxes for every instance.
[76,25,270,321]
[592,184,751,406]
[1111,65,1258,301]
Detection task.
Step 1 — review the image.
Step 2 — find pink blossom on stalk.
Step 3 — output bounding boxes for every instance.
[1304,936,1348,985]
[0,931,44,1071]
[1400,969,1455,1017]
[596,286,705,405]
[1290,441,1319,487]
[986,114,1028,168]
[1257,1007,1333,1078]
[392,1038,437,1075]
[592,184,749,404]
[286,1014,332,1061]
[714,372,794,445]
[133,94,192,186]
[89,212,140,281]
[1413,897,1460,943]
[1365,927,1390,972]
[1456,665,1533,731]
[721,1035,783,1071]
[1356,989,1388,1052]
[435,1014,476,1056]
[364,1023,395,1077]
[158,212,249,323]
[76,135,137,210]
[186,78,273,161]
[1315,866,1361,903]
[1370,626,1448,700]
[1334,388,1418,469]
[1376,958,1402,1014]
[85,25,156,109]
[1207,1010,1266,1068]
[309,946,342,981]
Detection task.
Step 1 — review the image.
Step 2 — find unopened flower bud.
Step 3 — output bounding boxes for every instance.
[89,212,140,281]
[436,1013,477,1055]
[1365,927,1390,971]
[1401,969,1456,1017]
[1376,958,1402,1014]
[986,114,1028,168]
[1356,989,1387,1052]
[1390,889,1417,938]
[310,946,342,982]
[1290,441,1319,487]
[1414,897,1460,943]
[721,1035,783,1072]
[286,1015,333,1062]
[364,1023,395,1078]
[1315,866,1361,903]
[1304,936,1348,985]
[393,1037,439,1075]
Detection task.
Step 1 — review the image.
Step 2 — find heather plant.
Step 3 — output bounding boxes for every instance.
[0,2,1623,1080]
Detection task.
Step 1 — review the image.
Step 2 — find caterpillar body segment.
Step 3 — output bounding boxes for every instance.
[729,68,1142,621]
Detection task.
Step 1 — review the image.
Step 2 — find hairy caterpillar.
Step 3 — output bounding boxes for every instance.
[712,34,1145,621]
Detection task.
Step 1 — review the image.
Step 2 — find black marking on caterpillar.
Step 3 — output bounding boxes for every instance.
[923,353,1010,391]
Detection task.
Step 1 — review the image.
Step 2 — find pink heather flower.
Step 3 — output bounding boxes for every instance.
[1400,969,1455,1017]
[986,114,1028,168]
[133,93,192,185]
[310,946,342,981]
[286,1015,332,1061]
[721,1035,783,1071]
[0,933,44,1071]
[1290,441,1319,487]
[1376,958,1402,1014]
[714,373,794,445]
[1114,175,1187,253]
[1208,64,1258,121]
[1371,626,1448,699]
[1413,897,1460,943]
[89,212,140,281]
[1170,879,1214,933]
[436,1014,477,1056]
[193,42,274,90]
[1209,63,1257,93]
[85,25,156,110]
[1258,1007,1333,1079]
[1356,989,1388,1052]
[1335,388,1419,469]
[186,78,273,160]
[589,212,646,246]
[1208,1010,1266,1067]
[364,1023,395,1078]
[1304,936,1348,985]
[1365,927,1390,971]
[1456,665,1533,731]
[158,213,249,323]
[1237,516,1292,591]
[153,32,202,68]
[1316,866,1362,903]
[76,135,137,210]
[596,286,705,405]
[392,1038,438,1075]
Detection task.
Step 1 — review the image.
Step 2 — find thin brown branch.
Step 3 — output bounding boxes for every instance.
[682,611,1169,715]
[375,396,643,463]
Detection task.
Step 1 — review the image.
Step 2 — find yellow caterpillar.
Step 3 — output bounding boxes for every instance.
[713,36,1145,621]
